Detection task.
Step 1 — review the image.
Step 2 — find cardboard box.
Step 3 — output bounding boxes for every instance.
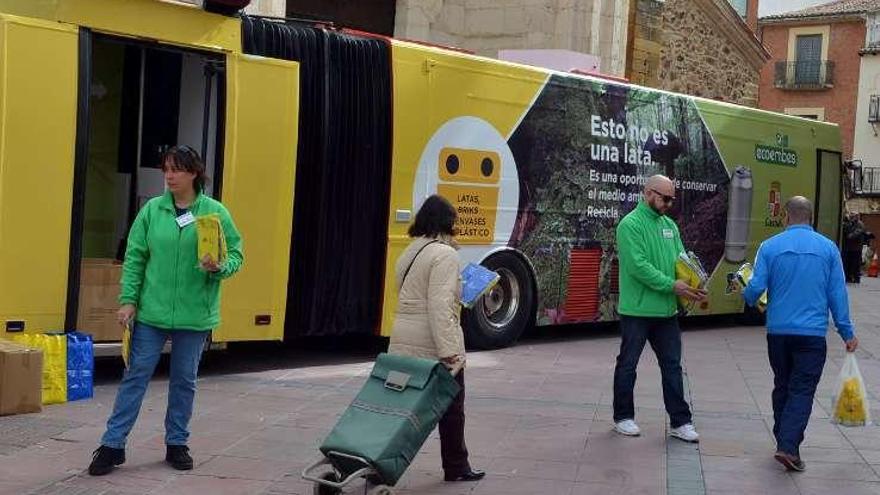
[0,339,43,416]
[77,258,124,342]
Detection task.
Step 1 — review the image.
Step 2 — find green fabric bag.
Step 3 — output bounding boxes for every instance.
[320,352,460,485]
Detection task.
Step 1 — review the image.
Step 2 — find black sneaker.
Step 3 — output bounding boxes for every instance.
[88,446,125,476]
[166,445,194,471]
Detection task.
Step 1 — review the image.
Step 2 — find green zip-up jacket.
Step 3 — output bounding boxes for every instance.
[119,192,243,331]
[616,201,685,318]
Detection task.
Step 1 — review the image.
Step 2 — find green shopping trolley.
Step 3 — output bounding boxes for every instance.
[302,353,460,495]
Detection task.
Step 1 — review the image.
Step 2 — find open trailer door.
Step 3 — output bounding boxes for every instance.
[212,53,299,343]
[0,15,78,335]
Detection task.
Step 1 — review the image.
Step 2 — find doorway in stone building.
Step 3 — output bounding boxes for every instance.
[285,0,396,35]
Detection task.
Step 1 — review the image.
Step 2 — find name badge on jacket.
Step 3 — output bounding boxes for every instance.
[662,228,674,239]
[176,212,195,228]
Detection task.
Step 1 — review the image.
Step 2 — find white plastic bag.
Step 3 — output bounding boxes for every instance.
[831,353,871,426]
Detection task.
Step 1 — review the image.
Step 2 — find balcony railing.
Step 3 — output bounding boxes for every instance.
[852,167,880,196]
[774,60,835,90]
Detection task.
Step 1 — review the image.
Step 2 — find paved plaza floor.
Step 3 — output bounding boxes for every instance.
[2,279,880,494]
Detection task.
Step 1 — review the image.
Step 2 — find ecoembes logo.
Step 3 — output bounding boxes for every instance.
[755,133,798,167]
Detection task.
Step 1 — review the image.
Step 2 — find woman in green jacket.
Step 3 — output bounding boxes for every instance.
[89,146,243,476]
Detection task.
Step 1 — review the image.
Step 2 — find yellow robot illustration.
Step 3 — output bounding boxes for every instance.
[436,147,501,245]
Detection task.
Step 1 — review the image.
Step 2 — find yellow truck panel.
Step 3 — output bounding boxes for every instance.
[0,0,240,52]
[0,15,78,334]
[213,53,299,343]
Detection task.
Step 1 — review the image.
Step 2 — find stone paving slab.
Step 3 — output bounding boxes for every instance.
[2,279,880,494]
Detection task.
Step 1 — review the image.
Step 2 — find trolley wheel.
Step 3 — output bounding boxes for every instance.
[463,252,536,350]
[313,471,342,495]
[367,485,395,495]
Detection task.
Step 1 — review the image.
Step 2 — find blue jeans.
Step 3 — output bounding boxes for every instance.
[613,316,692,428]
[101,322,209,449]
[767,334,827,456]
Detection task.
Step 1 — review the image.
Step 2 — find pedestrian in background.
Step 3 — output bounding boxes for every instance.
[842,212,868,283]
[744,196,857,472]
[89,146,243,476]
[612,175,706,442]
[388,194,485,483]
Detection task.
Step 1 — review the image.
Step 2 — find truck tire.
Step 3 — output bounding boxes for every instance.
[462,252,535,349]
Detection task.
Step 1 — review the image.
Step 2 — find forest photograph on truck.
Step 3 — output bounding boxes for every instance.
[0,1,843,356]
[392,44,843,349]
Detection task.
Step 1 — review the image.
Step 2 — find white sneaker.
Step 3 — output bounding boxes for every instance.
[670,423,700,443]
[614,419,641,436]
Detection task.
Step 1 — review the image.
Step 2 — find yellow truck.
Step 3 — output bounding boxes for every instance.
[0,0,844,353]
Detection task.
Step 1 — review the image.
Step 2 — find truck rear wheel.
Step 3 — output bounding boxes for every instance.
[463,252,535,349]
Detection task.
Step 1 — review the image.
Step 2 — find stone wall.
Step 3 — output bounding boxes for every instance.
[657,0,760,106]
[394,0,629,76]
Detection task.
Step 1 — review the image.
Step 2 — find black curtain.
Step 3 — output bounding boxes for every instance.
[242,17,393,337]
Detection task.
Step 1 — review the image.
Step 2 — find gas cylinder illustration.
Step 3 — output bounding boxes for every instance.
[724,165,753,263]
[437,147,501,244]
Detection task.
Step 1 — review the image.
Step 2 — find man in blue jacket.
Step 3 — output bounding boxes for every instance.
[744,196,858,472]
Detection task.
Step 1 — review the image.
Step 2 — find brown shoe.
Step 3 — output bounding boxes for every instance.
[774,451,805,472]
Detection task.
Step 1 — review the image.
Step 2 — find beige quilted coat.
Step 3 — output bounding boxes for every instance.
[388,237,466,367]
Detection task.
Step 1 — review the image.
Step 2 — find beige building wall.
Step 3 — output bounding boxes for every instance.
[851,14,880,213]
[245,0,286,16]
[394,0,630,77]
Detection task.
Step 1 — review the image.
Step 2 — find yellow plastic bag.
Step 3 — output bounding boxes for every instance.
[8,333,67,405]
[195,214,226,267]
[675,252,708,313]
[730,263,768,312]
[122,324,131,369]
[832,353,871,426]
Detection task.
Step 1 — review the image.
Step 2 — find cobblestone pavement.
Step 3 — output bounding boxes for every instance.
[2,279,879,495]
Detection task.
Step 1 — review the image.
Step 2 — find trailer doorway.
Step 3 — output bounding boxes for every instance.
[67,32,226,342]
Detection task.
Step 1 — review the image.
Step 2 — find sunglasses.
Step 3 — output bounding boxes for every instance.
[650,189,675,204]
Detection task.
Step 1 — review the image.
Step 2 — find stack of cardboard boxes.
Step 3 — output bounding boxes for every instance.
[0,340,42,415]
[77,258,123,342]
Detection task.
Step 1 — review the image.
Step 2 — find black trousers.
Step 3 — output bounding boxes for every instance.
[843,250,862,282]
[613,316,692,428]
[439,370,470,476]
[767,334,826,456]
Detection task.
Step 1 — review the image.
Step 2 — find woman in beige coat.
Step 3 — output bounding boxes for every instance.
[388,195,485,483]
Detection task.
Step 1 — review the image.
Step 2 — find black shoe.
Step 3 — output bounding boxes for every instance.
[444,468,485,482]
[88,446,125,476]
[166,445,194,471]
[774,451,805,472]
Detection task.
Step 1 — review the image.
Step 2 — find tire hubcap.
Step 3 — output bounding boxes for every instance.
[480,267,520,331]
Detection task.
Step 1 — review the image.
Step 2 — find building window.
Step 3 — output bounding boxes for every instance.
[785,107,825,121]
[869,15,880,47]
[776,28,832,90]
[795,34,822,85]
[870,95,880,123]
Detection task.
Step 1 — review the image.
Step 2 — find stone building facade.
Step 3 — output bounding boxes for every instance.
[393,0,631,76]
[628,0,768,107]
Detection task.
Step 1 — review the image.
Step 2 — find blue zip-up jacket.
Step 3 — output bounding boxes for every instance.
[744,224,854,341]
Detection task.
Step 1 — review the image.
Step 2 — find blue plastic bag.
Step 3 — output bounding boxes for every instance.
[66,332,94,401]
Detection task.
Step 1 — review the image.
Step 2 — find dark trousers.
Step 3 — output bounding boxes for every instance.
[767,334,827,457]
[613,316,692,428]
[439,370,470,476]
[843,250,862,283]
